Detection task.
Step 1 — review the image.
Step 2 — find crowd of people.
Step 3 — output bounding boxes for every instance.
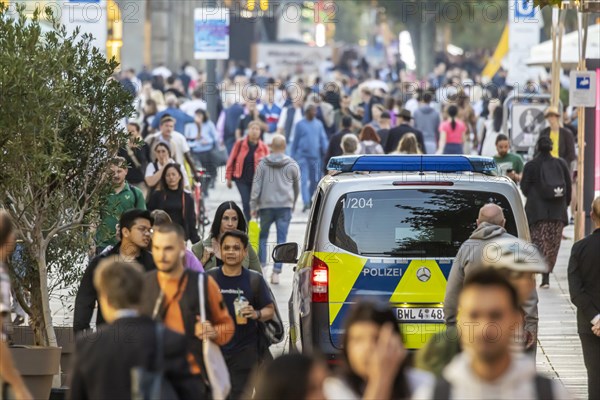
[3,199,600,399]
[0,55,597,400]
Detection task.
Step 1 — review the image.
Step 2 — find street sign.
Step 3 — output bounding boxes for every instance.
[194,8,230,60]
[511,103,548,150]
[569,70,597,107]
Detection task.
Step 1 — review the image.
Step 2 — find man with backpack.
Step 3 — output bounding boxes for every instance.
[414,269,571,400]
[206,230,277,400]
[95,157,146,255]
[74,209,156,333]
[70,259,198,399]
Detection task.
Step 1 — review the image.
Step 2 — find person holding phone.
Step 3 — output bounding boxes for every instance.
[493,134,523,183]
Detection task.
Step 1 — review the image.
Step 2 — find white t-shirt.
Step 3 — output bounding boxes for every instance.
[145,131,190,166]
[145,158,190,188]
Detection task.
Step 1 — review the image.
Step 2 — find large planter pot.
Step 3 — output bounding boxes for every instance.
[54,327,75,386]
[10,326,75,387]
[9,346,61,400]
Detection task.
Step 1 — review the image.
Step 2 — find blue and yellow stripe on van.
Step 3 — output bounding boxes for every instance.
[315,251,452,349]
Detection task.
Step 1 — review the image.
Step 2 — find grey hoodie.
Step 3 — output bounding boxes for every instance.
[413,104,441,153]
[250,153,300,211]
[444,222,539,335]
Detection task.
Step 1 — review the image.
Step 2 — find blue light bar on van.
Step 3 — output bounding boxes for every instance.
[327,155,498,175]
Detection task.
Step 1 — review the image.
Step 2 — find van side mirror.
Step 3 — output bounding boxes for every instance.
[272,243,299,264]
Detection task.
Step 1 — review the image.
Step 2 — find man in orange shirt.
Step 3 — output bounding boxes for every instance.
[141,223,234,396]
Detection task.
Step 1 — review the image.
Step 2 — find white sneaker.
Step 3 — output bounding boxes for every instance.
[271,272,280,285]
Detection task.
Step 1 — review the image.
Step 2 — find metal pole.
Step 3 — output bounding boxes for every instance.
[574,11,589,241]
[206,0,218,123]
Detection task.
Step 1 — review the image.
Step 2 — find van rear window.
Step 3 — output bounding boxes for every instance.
[329,189,517,258]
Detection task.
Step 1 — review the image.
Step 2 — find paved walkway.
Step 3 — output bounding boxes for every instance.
[48,169,589,399]
[536,225,587,399]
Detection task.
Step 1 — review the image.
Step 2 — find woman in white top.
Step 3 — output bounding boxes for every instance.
[144,142,189,193]
[479,102,503,157]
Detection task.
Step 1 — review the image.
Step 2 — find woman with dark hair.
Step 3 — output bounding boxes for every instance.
[141,98,159,138]
[184,108,219,192]
[144,142,189,194]
[521,136,571,288]
[246,354,328,400]
[479,102,503,157]
[324,302,432,399]
[437,105,467,155]
[147,163,200,243]
[191,201,262,274]
[358,125,384,154]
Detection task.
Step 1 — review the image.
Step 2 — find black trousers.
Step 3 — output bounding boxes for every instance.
[579,333,600,400]
[224,344,258,400]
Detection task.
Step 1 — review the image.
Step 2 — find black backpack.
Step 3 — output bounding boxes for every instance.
[538,158,566,200]
[131,323,179,400]
[248,271,285,346]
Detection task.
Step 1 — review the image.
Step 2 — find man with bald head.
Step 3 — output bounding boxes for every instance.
[444,203,540,351]
[250,134,300,284]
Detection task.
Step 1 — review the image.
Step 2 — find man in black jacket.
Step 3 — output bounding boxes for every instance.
[73,209,156,333]
[323,115,354,174]
[69,260,199,400]
[568,196,600,400]
[384,109,426,154]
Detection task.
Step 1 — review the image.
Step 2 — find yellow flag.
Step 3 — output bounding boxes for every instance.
[482,26,509,79]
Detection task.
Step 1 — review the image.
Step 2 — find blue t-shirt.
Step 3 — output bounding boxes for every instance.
[208,268,273,354]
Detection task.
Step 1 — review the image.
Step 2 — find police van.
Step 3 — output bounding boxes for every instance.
[273,155,530,361]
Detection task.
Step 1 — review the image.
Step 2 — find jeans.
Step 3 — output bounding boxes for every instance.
[297,157,321,206]
[235,180,253,221]
[258,208,292,273]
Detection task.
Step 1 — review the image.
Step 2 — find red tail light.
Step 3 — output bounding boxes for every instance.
[311,256,329,303]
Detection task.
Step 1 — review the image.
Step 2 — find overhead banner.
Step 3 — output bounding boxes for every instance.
[194,8,229,60]
[506,0,541,86]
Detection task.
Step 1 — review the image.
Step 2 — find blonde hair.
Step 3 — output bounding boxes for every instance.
[592,197,600,221]
[396,133,422,154]
[341,134,359,155]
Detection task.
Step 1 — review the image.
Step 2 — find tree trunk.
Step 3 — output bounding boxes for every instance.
[37,250,58,349]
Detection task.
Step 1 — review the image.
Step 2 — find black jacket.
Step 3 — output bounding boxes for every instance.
[118,145,150,185]
[148,189,200,243]
[323,129,352,173]
[568,228,600,334]
[520,153,571,226]
[73,244,156,333]
[69,316,201,400]
[384,124,426,154]
[539,127,577,166]
[140,270,212,374]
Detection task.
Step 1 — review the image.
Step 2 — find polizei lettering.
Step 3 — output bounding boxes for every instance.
[362,267,402,277]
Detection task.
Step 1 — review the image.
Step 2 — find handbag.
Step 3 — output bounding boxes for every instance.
[199,273,231,400]
[248,218,261,254]
[131,323,179,400]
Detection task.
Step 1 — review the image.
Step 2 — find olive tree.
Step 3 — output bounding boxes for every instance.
[0,4,133,346]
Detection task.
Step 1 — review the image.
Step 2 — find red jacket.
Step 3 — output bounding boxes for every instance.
[225,137,269,180]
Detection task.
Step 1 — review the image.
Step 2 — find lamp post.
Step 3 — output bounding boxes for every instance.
[205,0,218,123]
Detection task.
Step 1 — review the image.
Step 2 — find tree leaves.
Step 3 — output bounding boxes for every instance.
[0,2,134,342]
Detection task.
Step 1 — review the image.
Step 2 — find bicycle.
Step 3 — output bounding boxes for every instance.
[193,168,211,239]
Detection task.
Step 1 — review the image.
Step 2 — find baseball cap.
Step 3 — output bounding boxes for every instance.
[481,238,548,273]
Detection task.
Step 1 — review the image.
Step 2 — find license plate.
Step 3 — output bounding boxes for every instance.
[395,307,445,323]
